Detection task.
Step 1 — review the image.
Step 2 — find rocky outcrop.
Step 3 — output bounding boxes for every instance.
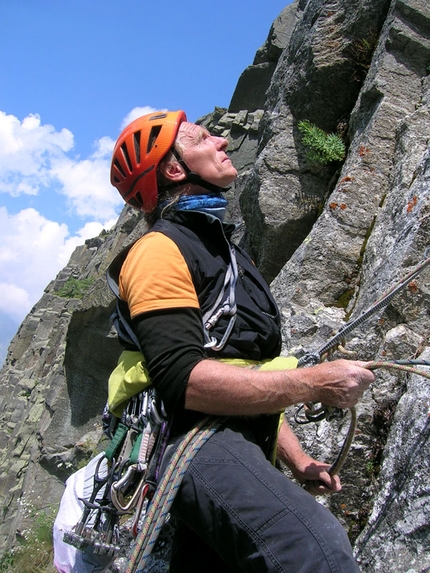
[241,0,393,282]
[228,4,300,113]
[0,1,429,571]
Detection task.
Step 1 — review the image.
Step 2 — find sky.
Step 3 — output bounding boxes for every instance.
[0,0,292,364]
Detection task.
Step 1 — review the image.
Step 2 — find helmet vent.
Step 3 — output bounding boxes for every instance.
[113,159,126,179]
[133,132,141,164]
[120,142,133,173]
[147,126,162,154]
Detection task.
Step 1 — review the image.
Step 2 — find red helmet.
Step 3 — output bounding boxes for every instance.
[110,110,187,213]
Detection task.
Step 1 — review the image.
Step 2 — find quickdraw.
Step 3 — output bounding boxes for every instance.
[298,252,430,368]
[63,387,171,558]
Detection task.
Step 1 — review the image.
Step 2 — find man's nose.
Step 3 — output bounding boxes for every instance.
[214,136,228,150]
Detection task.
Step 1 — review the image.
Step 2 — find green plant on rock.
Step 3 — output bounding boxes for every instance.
[348,34,378,83]
[56,277,94,299]
[0,510,56,573]
[298,120,346,165]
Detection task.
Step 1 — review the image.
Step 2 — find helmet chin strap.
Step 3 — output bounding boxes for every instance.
[163,147,226,195]
[184,171,226,194]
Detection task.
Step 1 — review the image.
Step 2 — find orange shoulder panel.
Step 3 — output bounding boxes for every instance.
[119,232,199,319]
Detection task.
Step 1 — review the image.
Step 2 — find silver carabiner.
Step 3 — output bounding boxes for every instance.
[110,464,146,513]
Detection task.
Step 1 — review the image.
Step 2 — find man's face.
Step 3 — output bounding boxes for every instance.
[177,122,238,190]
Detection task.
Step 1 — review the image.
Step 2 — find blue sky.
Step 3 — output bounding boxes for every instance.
[0,0,292,363]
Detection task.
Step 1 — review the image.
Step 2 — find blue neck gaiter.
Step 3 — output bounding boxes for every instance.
[161,193,228,221]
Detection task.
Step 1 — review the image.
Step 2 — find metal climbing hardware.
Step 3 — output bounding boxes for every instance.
[203,244,239,351]
[294,253,430,480]
[298,252,430,369]
[294,402,346,425]
[63,387,171,558]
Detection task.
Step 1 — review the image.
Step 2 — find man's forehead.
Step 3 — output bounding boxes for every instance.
[178,122,208,139]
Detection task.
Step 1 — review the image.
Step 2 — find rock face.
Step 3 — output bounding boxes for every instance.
[0,1,429,571]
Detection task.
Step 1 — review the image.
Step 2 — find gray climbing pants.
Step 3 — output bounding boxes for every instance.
[167,422,361,573]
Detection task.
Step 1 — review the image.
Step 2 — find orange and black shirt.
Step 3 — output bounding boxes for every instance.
[108,210,282,425]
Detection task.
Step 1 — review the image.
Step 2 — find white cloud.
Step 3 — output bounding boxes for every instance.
[0,111,74,195]
[92,136,115,159]
[120,106,161,129]
[0,111,123,221]
[50,153,121,220]
[0,206,115,324]
[0,107,149,330]
[0,111,73,157]
[0,284,31,322]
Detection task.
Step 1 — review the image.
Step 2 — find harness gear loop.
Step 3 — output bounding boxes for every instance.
[63,388,171,557]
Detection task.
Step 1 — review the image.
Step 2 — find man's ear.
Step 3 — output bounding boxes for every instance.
[161,160,187,183]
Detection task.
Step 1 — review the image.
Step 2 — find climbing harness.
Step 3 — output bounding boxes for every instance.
[63,387,171,557]
[295,253,430,478]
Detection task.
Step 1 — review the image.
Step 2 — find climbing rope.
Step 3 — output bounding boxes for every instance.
[367,359,430,379]
[298,253,430,368]
[328,406,357,477]
[126,415,227,573]
[322,360,430,478]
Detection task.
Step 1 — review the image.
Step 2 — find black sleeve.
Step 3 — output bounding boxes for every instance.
[131,307,205,415]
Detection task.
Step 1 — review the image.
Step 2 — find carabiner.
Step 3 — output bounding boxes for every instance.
[111,464,147,513]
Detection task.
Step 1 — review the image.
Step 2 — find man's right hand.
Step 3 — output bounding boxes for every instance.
[306,360,375,409]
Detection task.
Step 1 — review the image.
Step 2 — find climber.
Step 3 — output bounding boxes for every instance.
[109,110,375,573]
